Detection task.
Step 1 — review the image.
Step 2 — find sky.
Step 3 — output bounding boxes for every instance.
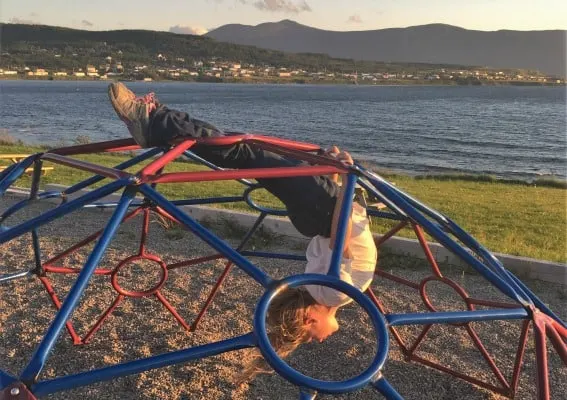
[2,0,567,35]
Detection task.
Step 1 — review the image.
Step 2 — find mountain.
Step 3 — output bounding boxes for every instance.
[0,23,470,74]
[206,20,567,76]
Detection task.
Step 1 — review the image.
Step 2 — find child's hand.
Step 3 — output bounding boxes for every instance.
[337,151,353,166]
[325,145,340,157]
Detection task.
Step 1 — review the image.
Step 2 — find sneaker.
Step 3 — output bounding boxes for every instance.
[108,82,157,147]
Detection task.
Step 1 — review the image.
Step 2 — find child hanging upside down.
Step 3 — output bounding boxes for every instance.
[107,82,378,378]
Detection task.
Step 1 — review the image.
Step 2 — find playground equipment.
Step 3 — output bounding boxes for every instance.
[0,135,565,399]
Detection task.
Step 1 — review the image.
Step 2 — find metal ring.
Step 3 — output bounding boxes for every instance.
[253,273,389,394]
[243,186,287,216]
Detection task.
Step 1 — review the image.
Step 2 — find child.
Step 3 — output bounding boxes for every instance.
[108,82,378,378]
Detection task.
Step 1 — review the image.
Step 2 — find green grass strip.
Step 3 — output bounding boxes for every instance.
[1,144,565,263]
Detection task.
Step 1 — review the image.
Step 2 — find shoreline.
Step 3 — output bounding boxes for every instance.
[1,141,565,187]
[1,76,565,87]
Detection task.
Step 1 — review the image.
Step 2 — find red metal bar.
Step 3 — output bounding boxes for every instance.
[48,138,140,156]
[38,276,82,345]
[43,266,113,275]
[547,324,567,366]
[510,320,531,397]
[246,139,349,170]
[0,382,39,400]
[375,221,408,248]
[550,319,567,339]
[138,208,151,256]
[41,153,132,180]
[169,134,321,152]
[407,324,432,355]
[533,313,550,400]
[375,269,420,289]
[82,295,124,344]
[246,135,322,152]
[148,165,343,184]
[467,298,522,309]
[366,288,410,355]
[465,324,510,390]
[408,354,509,396]
[191,260,235,331]
[412,223,443,277]
[43,207,143,266]
[167,254,225,270]
[139,139,196,179]
[155,291,191,331]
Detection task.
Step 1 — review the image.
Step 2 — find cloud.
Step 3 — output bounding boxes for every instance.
[8,17,40,25]
[29,12,39,17]
[82,19,93,27]
[347,14,363,24]
[169,25,209,35]
[252,0,311,13]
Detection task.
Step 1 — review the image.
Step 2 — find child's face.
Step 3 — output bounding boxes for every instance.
[305,304,339,343]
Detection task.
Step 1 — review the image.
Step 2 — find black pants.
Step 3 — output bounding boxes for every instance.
[148,105,338,237]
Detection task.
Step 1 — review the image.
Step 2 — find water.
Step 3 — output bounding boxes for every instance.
[1,80,565,181]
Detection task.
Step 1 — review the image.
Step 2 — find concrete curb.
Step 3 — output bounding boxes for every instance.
[4,184,566,285]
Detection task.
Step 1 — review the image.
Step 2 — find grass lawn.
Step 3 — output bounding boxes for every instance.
[1,143,566,263]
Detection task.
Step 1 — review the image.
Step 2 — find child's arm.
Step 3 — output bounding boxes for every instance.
[329,151,354,258]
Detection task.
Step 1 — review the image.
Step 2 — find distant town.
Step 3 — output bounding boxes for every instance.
[1,52,564,86]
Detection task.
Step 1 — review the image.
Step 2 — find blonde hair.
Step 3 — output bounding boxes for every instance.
[236,287,317,383]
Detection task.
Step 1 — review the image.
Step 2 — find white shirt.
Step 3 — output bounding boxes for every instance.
[304,203,378,307]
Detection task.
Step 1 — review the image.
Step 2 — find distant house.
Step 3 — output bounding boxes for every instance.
[86,65,99,77]
[278,72,291,78]
[54,71,68,77]
[73,72,86,77]
[3,70,18,76]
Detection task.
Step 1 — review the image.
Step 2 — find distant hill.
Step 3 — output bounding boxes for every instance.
[206,20,567,76]
[0,23,478,74]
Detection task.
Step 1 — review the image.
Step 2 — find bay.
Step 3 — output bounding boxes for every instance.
[1,80,565,181]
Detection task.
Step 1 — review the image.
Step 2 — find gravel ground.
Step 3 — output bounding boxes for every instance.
[1,194,565,400]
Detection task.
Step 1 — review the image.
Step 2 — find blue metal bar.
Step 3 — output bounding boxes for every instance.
[240,251,306,261]
[183,150,254,186]
[171,196,244,206]
[507,273,567,330]
[0,180,126,244]
[244,186,288,216]
[0,163,17,183]
[361,167,527,298]
[371,376,404,400]
[328,172,357,278]
[1,192,60,222]
[254,273,389,394]
[366,209,405,221]
[386,308,528,327]
[20,187,136,382]
[139,185,273,288]
[360,170,528,305]
[0,154,39,196]
[443,218,532,300]
[30,161,43,272]
[0,369,17,389]
[82,201,144,209]
[355,174,407,219]
[299,390,317,399]
[63,148,162,196]
[31,333,256,397]
[0,270,32,283]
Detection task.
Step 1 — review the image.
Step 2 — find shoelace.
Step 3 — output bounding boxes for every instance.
[135,92,157,113]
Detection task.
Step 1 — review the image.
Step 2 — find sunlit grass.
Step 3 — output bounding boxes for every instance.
[1,144,565,263]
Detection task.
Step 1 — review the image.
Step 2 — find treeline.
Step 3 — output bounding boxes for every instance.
[1,23,475,74]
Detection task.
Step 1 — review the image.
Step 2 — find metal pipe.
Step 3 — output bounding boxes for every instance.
[387,308,528,326]
[31,333,256,397]
[139,185,273,288]
[20,188,136,382]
